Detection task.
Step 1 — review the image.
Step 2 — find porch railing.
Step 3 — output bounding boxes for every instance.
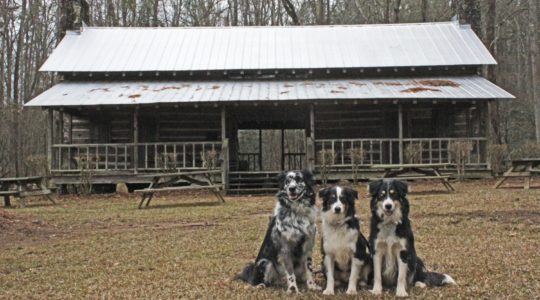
[51,141,223,173]
[314,137,487,168]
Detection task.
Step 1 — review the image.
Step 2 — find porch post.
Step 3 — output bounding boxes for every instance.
[398,104,404,164]
[221,106,229,190]
[307,103,315,171]
[58,110,64,144]
[47,108,54,171]
[486,100,492,169]
[133,108,139,174]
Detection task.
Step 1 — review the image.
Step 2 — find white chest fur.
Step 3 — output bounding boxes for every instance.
[322,220,358,270]
[374,223,407,285]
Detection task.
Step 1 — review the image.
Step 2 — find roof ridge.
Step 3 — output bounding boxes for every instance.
[77,21,458,30]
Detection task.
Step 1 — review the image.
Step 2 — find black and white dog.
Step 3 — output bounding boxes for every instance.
[368,179,455,297]
[319,186,372,295]
[237,170,321,293]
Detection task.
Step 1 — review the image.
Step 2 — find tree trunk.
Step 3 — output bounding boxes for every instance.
[282,0,299,25]
[393,0,401,23]
[12,0,27,176]
[421,0,428,22]
[459,0,481,35]
[529,0,540,142]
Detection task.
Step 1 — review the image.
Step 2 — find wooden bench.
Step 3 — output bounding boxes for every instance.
[0,191,19,207]
[135,170,224,208]
[370,163,455,192]
[494,158,540,189]
[1,176,55,207]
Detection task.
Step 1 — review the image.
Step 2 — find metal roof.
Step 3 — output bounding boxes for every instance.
[40,22,496,73]
[25,76,513,107]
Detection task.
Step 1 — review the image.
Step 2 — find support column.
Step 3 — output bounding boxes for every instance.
[133,108,139,174]
[486,100,492,169]
[307,104,315,171]
[47,108,54,170]
[220,106,229,191]
[398,104,404,164]
[58,110,64,144]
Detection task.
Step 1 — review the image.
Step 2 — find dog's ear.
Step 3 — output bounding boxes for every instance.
[318,187,329,199]
[368,180,383,196]
[277,172,287,188]
[393,180,408,196]
[344,187,359,201]
[301,169,315,186]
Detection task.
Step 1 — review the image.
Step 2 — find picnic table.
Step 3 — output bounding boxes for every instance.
[370,163,455,192]
[135,170,225,209]
[0,176,56,207]
[493,158,540,189]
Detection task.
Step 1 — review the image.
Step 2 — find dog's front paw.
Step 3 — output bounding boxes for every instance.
[414,281,426,288]
[307,280,322,291]
[287,285,299,294]
[345,288,357,295]
[256,283,266,289]
[370,287,382,295]
[323,289,334,295]
[396,288,409,298]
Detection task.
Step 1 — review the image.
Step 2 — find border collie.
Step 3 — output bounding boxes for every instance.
[237,170,321,293]
[319,186,372,295]
[368,179,455,297]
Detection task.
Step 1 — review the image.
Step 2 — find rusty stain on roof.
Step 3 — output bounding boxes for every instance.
[128,94,141,98]
[153,86,182,92]
[373,81,403,86]
[349,81,366,86]
[210,85,220,90]
[89,87,110,92]
[417,79,460,87]
[284,83,294,88]
[401,87,441,93]
[330,90,344,93]
[280,91,289,94]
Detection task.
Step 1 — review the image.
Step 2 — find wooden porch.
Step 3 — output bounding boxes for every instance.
[45,100,492,191]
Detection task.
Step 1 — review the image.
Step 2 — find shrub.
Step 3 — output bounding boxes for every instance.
[449,141,473,181]
[488,144,509,175]
[404,143,423,164]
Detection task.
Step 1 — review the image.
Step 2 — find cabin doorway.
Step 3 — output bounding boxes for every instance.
[237,129,306,171]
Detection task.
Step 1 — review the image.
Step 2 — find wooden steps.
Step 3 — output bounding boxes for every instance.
[227,171,280,195]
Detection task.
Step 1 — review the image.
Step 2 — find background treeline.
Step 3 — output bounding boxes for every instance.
[0,0,538,177]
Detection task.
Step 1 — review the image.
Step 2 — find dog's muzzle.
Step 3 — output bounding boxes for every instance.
[382,199,394,216]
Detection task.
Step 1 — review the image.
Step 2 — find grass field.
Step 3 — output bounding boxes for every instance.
[1,180,539,299]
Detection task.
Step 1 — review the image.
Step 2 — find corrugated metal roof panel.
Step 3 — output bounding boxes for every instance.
[25,76,513,107]
[40,22,497,73]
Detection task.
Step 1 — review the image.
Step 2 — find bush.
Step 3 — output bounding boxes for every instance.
[488,144,509,175]
[510,142,540,160]
[404,143,423,164]
[348,148,365,184]
[317,149,336,185]
[449,141,473,181]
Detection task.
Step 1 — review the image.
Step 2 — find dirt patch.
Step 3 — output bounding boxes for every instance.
[0,209,58,248]
[401,87,441,93]
[417,79,460,87]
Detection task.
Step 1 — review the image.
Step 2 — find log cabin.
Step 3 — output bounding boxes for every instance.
[25,22,513,194]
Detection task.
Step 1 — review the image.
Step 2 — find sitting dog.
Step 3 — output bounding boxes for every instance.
[319,186,372,295]
[237,170,321,293]
[368,179,455,297]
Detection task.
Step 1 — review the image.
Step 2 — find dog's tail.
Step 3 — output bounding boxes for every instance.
[416,258,456,287]
[423,271,456,286]
[235,259,269,286]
